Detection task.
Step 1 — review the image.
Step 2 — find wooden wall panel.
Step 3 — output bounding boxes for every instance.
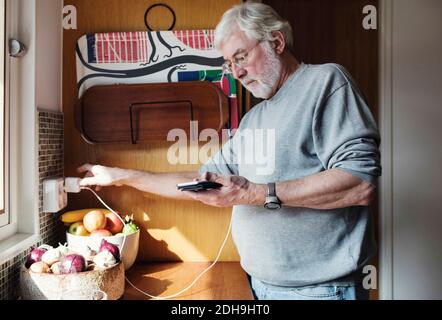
[63,0,241,262]
[263,0,379,119]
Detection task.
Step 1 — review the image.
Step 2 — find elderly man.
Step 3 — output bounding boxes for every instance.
[78,2,381,300]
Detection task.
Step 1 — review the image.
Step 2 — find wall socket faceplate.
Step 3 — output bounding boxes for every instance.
[43,178,67,213]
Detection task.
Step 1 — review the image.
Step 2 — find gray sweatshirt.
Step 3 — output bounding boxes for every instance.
[199,63,381,287]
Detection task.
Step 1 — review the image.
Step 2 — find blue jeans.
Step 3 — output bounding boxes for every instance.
[248,275,369,300]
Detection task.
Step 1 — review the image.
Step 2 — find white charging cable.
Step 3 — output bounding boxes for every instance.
[80,186,233,300]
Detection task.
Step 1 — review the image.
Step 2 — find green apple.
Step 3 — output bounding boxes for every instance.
[68,221,90,236]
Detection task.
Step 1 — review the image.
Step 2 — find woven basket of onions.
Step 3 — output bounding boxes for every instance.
[19,240,124,300]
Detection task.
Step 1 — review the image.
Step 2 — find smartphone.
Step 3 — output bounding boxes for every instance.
[177,181,223,192]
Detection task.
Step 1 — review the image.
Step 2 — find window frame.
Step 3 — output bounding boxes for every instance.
[0,0,39,263]
[0,0,8,227]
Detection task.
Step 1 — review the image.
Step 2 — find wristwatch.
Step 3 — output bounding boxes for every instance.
[264,182,281,210]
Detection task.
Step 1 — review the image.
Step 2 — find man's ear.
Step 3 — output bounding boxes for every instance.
[271,31,286,55]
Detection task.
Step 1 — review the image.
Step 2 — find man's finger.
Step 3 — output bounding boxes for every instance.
[79,177,100,187]
[206,172,228,185]
[201,172,210,180]
[77,163,93,173]
[204,172,219,182]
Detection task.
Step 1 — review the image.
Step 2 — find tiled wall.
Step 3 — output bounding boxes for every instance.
[0,110,64,300]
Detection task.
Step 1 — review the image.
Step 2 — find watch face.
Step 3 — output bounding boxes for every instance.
[265,202,281,210]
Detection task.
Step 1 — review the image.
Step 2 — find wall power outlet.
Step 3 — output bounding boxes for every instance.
[43,178,67,213]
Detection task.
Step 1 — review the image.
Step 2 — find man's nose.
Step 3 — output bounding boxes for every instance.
[231,64,246,80]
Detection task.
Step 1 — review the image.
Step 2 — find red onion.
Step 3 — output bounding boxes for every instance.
[98,239,120,262]
[25,247,47,269]
[59,254,87,273]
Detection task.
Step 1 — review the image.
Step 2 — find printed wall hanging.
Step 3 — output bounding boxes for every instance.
[75,30,239,130]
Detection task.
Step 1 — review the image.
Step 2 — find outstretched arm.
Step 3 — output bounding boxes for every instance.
[77,164,199,201]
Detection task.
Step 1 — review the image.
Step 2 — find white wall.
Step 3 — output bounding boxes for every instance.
[385,0,442,299]
[35,0,63,111]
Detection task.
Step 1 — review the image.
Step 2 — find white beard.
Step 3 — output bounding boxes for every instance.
[241,42,283,99]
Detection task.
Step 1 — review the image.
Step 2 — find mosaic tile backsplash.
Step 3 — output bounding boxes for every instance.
[0,110,64,300]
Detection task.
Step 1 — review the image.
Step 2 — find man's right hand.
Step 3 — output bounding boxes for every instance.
[77,164,200,200]
[77,164,125,191]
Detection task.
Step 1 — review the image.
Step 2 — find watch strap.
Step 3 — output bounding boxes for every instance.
[267,182,276,197]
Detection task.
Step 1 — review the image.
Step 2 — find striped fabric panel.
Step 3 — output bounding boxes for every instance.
[173,30,215,50]
[94,32,149,63]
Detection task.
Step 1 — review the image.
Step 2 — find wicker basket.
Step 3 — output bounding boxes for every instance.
[19,262,125,300]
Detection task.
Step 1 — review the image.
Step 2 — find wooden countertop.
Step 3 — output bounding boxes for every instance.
[121,262,254,300]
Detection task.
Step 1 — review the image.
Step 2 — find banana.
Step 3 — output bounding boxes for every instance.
[60,208,109,224]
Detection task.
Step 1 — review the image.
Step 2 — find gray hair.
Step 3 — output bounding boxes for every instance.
[214,2,294,50]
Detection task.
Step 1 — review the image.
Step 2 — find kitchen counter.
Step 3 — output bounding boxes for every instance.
[121,262,254,300]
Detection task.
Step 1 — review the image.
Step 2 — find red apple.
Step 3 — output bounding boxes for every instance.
[105,212,124,234]
[83,210,107,232]
[90,229,113,238]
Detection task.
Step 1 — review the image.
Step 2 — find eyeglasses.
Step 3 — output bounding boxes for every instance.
[222,41,262,74]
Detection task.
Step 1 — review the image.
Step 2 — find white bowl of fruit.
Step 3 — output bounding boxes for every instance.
[63,208,140,270]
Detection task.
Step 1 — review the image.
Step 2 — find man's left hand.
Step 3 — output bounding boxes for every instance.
[185,172,265,207]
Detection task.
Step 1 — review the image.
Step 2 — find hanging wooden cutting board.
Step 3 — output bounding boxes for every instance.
[74,81,230,144]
